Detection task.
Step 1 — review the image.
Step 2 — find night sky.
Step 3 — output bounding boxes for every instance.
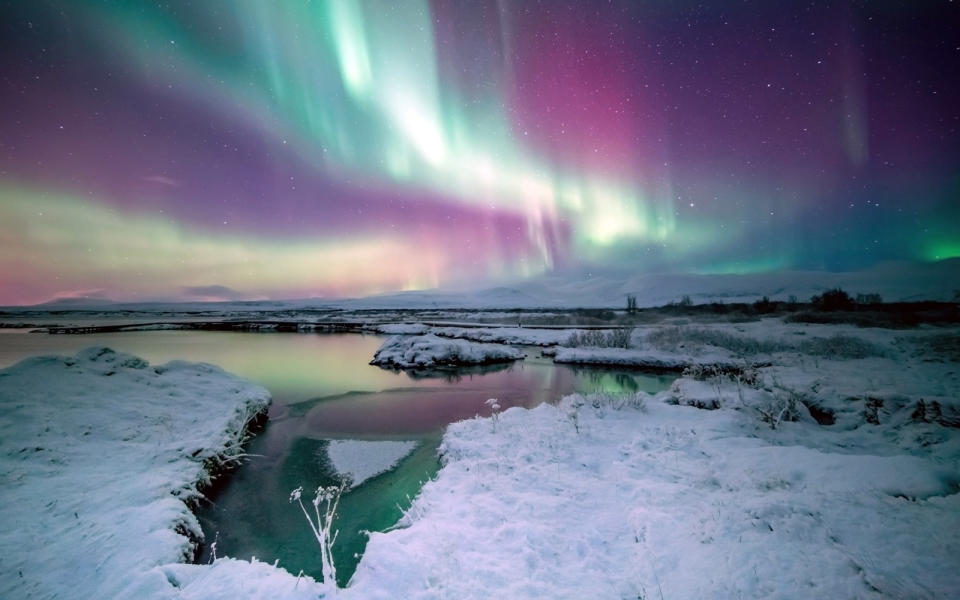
[1,1,958,304]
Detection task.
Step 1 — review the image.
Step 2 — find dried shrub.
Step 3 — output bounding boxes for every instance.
[811,288,855,311]
[566,328,634,349]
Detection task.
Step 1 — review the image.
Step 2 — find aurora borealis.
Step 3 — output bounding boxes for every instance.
[0,1,957,305]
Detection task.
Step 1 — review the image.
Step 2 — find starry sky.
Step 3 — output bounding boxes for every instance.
[0,1,958,305]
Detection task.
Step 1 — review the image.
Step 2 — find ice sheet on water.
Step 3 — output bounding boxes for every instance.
[326,439,419,488]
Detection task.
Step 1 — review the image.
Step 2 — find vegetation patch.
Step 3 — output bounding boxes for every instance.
[798,335,886,359]
[565,328,633,349]
[647,326,789,356]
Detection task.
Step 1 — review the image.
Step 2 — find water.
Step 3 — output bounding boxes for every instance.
[0,329,674,585]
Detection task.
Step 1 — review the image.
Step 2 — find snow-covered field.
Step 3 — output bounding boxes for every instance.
[551,345,740,370]
[0,347,272,599]
[3,316,959,599]
[351,394,959,598]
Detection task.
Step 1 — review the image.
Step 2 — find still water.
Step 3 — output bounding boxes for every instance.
[0,329,673,585]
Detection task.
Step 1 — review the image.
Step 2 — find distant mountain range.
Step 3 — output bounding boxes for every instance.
[336,259,960,309]
[8,259,958,312]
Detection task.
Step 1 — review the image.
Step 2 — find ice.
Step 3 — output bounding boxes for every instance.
[325,440,419,488]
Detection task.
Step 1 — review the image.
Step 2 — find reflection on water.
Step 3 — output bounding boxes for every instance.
[0,330,674,586]
[0,330,438,403]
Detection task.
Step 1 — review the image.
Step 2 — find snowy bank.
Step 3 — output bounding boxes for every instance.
[552,345,743,371]
[430,326,572,346]
[369,322,432,335]
[348,395,960,599]
[370,334,523,369]
[0,347,273,599]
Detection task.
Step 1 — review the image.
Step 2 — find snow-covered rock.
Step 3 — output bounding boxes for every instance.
[0,347,274,600]
[370,334,523,369]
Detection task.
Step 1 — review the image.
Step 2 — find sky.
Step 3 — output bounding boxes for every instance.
[0,0,958,305]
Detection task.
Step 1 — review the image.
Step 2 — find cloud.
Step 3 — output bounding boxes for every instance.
[181,285,246,301]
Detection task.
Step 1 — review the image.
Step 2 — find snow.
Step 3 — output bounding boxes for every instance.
[0,347,276,600]
[371,323,431,335]
[370,334,523,368]
[331,258,960,308]
[552,346,740,370]
[345,320,960,598]
[162,558,321,600]
[325,440,419,488]
[3,319,959,599]
[348,394,960,598]
[430,326,571,346]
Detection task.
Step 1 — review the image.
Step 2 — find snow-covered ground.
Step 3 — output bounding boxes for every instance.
[429,326,571,346]
[370,334,524,369]
[3,318,959,599]
[351,394,959,598]
[0,347,273,599]
[552,346,741,370]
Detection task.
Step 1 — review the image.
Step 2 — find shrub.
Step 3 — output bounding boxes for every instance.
[586,391,647,411]
[566,392,646,433]
[572,308,617,321]
[810,288,855,311]
[566,327,634,349]
[752,296,777,314]
[485,397,501,431]
[290,479,349,588]
[754,393,805,430]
